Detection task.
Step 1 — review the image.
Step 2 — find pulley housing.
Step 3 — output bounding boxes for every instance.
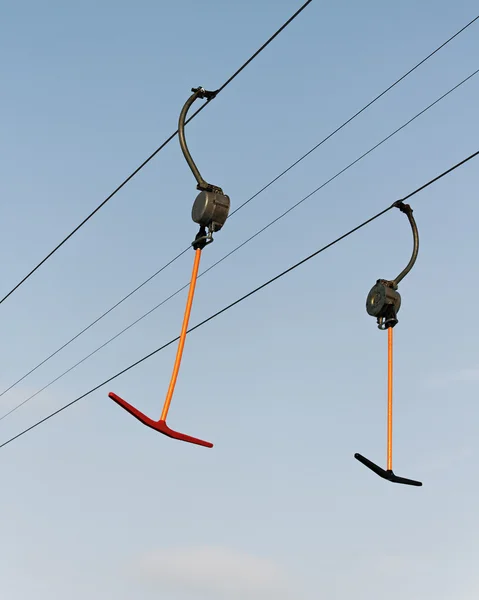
[366,279,401,329]
[192,189,230,232]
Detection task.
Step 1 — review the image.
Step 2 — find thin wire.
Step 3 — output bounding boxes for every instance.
[2,67,476,421]
[229,14,479,218]
[1,148,477,450]
[0,247,190,399]
[0,208,393,449]
[0,0,313,308]
[3,17,478,401]
[401,149,479,200]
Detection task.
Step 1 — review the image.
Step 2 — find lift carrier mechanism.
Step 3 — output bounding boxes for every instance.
[108,87,230,448]
[355,201,422,486]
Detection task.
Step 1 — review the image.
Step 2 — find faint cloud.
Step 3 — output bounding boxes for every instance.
[423,367,479,389]
[0,384,63,428]
[418,442,473,473]
[373,553,424,577]
[136,545,295,600]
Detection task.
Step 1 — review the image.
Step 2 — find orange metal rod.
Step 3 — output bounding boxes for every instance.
[160,248,202,421]
[387,326,393,471]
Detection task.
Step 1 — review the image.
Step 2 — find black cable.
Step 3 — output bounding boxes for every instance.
[1,148,477,450]
[0,247,190,399]
[0,0,313,308]
[2,21,477,400]
[229,14,479,218]
[2,67,477,421]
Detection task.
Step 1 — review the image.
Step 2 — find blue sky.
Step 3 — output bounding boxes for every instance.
[1,1,478,598]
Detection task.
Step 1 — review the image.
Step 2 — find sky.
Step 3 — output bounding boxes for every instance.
[1,0,478,598]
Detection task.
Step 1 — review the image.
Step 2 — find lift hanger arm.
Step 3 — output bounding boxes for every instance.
[357,202,422,486]
[107,86,230,448]
[178,87,221,192]
[178,87,231,234]
[391,201,419,287]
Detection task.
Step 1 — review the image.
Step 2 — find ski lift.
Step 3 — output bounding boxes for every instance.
[108,87,230,448]
[355,201,422,486]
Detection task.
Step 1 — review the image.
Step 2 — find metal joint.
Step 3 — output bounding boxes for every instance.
[191,226,213,250]
[191,86,218,101]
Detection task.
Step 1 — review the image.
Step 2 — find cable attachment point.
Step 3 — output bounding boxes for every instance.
[392,199,413,215]
[178,87,231,233]
[192,225,213,250]
[366,202,419,329]
[191,86,218,101]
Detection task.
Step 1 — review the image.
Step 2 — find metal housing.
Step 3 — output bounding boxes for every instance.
[366,280,401,318]
[191,190,231,232]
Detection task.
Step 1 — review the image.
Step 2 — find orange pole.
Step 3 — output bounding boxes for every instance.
[387,326,393,471]
[160,248,202,421]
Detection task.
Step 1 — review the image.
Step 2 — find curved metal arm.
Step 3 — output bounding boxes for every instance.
[178,87,219,192]
[392,201,419,287]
